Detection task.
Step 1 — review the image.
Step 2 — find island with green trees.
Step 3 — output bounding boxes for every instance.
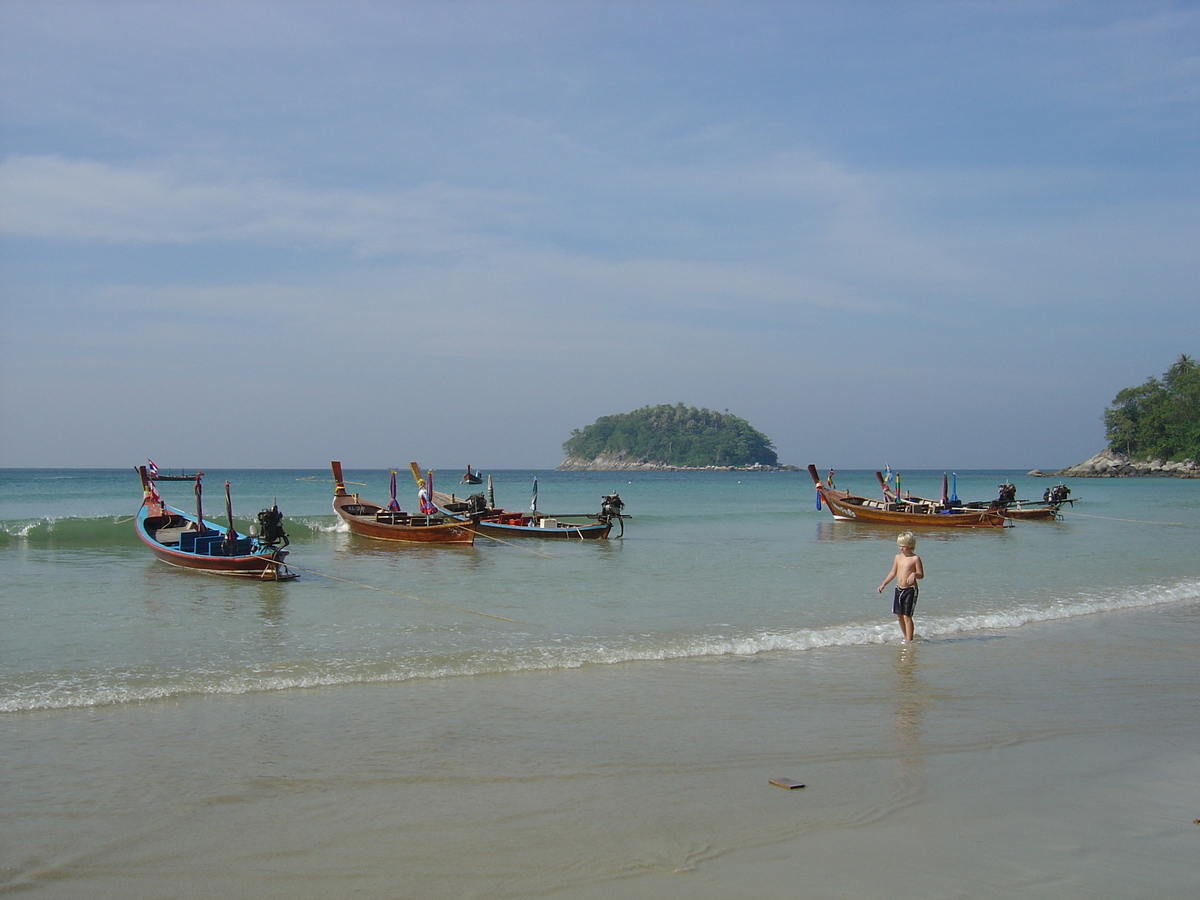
[1042,354,1200,477]
[558,404,795,471]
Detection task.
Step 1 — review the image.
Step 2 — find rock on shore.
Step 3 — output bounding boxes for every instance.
[557,454,799,472]
[1031,449,1200,478]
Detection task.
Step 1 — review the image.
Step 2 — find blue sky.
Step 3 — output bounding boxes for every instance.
[1,1,1197,469]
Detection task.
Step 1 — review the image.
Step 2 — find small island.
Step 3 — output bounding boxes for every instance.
[558,404,796,471]
[1041,354,1199,478]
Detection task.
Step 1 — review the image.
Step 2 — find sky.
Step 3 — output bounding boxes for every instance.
[1,0,1198,471]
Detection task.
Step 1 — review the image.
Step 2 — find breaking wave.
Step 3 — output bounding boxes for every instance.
[5,578,1197,713]
[0,514,339,546]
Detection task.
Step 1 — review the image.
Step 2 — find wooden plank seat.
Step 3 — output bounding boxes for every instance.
[154,525,190,545]
[374,511,412,524]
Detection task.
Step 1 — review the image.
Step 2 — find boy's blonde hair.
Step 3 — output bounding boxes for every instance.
[896,531,916,549]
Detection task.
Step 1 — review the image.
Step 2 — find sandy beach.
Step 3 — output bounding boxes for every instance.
[5,468,1199,898]
[6,2,1200,894]
[6,595,1198,899]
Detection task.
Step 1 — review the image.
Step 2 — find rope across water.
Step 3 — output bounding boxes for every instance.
[1060,510,1193,527]
[283,563,540,625]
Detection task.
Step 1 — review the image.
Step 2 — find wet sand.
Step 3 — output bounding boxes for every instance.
[4,599,1199,899]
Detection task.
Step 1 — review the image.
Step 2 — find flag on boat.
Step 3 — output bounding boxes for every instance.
[388,470,401,511]
[147,459,159,479]
[530,477,538,512]
[883,464,892,484]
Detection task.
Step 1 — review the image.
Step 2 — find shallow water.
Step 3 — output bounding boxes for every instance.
[4,468,1199,712]
[2,467,1199,896]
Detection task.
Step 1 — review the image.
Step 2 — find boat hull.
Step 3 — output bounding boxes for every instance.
[996,506,1060,521]
[820,491,1008,527]
[809,465,1008,528]
[872,471,1060,523]
[472,516,612,540]
[135,505,294,579]
[333,500,477,544]
[433,490,617,540]
[331,462,475,545]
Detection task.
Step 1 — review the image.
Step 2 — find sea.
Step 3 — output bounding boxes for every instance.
[3,467,1199,899]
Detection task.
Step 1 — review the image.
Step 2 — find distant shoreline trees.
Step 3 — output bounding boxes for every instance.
[1104,354,1200,461]
[562,404,780,468]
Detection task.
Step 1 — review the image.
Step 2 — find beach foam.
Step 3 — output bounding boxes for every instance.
[6,579,1198,712]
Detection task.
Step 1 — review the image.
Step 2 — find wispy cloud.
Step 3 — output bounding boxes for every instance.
[2,2,1198,468]
[0,155,528,255]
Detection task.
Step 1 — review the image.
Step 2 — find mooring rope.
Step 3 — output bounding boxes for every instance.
[283,564,537,625]
[1060,511,1192,527]
[474,531,554,558]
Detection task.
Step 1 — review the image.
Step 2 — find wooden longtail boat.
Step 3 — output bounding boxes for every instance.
[135,466,295,579]
[992,504,1059,521]
[808,465,1009,528]
[986,482,1073,520]
[873,472,1071,521]
[331,461,476,544]
[433,483,625,540]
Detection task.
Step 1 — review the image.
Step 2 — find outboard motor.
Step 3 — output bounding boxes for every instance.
[256,504,289,548]
[996,483,1017,505]
[466,492,488,515]
[599,493,625,519]
[598,493,626,537]
[1044,483,1071,504]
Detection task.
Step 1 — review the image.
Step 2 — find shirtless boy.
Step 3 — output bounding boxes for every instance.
[878,531,924,642]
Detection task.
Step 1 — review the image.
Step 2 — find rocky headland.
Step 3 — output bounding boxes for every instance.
[558,454,799,472]
[1030,448,1199,478]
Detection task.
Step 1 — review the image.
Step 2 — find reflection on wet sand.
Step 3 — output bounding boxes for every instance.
[893,643,926,790]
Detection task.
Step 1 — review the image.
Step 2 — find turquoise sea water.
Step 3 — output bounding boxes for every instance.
[3,467,1199,897]
[4,467,1199,713]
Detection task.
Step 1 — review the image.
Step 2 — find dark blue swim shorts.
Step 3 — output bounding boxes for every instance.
[893,585,918,617]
